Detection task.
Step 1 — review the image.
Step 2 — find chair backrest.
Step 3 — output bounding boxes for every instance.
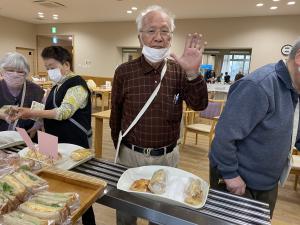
[199,99,224,119]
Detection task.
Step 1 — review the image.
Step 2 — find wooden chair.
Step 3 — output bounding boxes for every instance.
[86,79,102,107]
[290,148,300,190]
[183,99,225,149]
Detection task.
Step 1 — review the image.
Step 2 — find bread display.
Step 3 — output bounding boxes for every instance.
[148,169,167,194]
[70,149,92,161]
[3,210,52,225]
[184,178,203,206]
[129,179,150,192]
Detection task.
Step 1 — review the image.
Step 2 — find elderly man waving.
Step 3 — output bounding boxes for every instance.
[110,5,208,225]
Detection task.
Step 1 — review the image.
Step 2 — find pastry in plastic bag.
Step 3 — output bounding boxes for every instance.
[148,169,167,194]
[3,210,54,225]
[70,149,92,161]
[184,178,203,206]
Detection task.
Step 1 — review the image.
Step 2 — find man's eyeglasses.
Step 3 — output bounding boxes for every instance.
[140,29,173,37]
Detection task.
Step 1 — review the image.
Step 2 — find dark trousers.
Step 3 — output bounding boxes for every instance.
[209,166,278,218]
[116,210,159,225]
[82,206,96,225]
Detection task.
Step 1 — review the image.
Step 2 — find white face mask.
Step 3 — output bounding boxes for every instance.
[142,45,170,63]
[47,68,62,83]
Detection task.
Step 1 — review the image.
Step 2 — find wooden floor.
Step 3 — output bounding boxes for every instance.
[90,107,300,225]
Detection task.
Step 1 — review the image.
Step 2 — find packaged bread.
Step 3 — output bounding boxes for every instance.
[24,149,62,166]
[34,191,80,212]
[70,149,92,161]
[148,169,167,194]
[19,200,69,224]
[130,179,150,192]
[184,178,203,206]
[0,192,14,215]
[0,174,28,202]
[3,210,54,225]
[12,169,48,194]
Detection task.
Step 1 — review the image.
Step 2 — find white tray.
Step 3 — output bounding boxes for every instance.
[117,165,209,209]
[0,131,24,149]
[18,143,94,170]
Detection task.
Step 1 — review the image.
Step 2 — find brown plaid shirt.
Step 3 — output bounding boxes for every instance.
[109,56,208,148]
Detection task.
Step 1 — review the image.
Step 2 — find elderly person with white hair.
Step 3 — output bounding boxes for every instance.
[110,5,208,225]
[0,52,44,135]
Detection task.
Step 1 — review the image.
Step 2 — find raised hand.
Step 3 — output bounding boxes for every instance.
[170,33,206,75]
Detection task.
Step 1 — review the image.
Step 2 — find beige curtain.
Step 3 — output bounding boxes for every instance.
[214,55,224,75]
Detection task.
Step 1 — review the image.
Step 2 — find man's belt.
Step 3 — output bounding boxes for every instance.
[122,140,177,156]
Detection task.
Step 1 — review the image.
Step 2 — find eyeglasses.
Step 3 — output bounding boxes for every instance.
[140,29,173,38]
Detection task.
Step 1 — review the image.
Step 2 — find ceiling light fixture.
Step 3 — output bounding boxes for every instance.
[272,0,280,2]
[131,7,137,10]
[68,36,73,40]
[270,6,278,10]
[256,3,264,7]
[127,10,132,14]
[287,1,296,5]
[38,12,44,15]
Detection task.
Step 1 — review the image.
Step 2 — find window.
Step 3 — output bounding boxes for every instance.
[221,54,251,79]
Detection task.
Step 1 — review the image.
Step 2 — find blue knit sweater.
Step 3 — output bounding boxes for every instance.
[209,60,299,190]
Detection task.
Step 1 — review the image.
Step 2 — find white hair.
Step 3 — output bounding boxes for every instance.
[0,52,30,76]
[289,38,300,60]
[136,5,175,32]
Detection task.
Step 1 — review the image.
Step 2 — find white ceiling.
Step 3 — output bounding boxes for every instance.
[0,0,299,24]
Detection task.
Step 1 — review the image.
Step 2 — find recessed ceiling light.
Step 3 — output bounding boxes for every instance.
[53,14,58,17]
[38,12,44,15]
[131,7,137,11]
[287,1,296,5]
[272,0,280,2]
[270,6,278,10]
[127,10,132,14]
[256,3,264,7]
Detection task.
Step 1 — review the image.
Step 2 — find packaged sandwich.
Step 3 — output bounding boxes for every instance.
[34,191,80,213]
[0,181,20,209]
[184,178,203,206]
[0,192,14,215]
[12,169,48,194]
[3,210,55,225]
[19,199,70,224]
[148,169,167,194]
[0,174,29,202]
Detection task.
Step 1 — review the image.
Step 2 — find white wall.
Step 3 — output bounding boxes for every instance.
[36,15,300,77]
[0,16,36,56]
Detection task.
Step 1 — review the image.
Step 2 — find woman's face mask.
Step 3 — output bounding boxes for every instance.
[3,71,26,88]
[47,68,63,83]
